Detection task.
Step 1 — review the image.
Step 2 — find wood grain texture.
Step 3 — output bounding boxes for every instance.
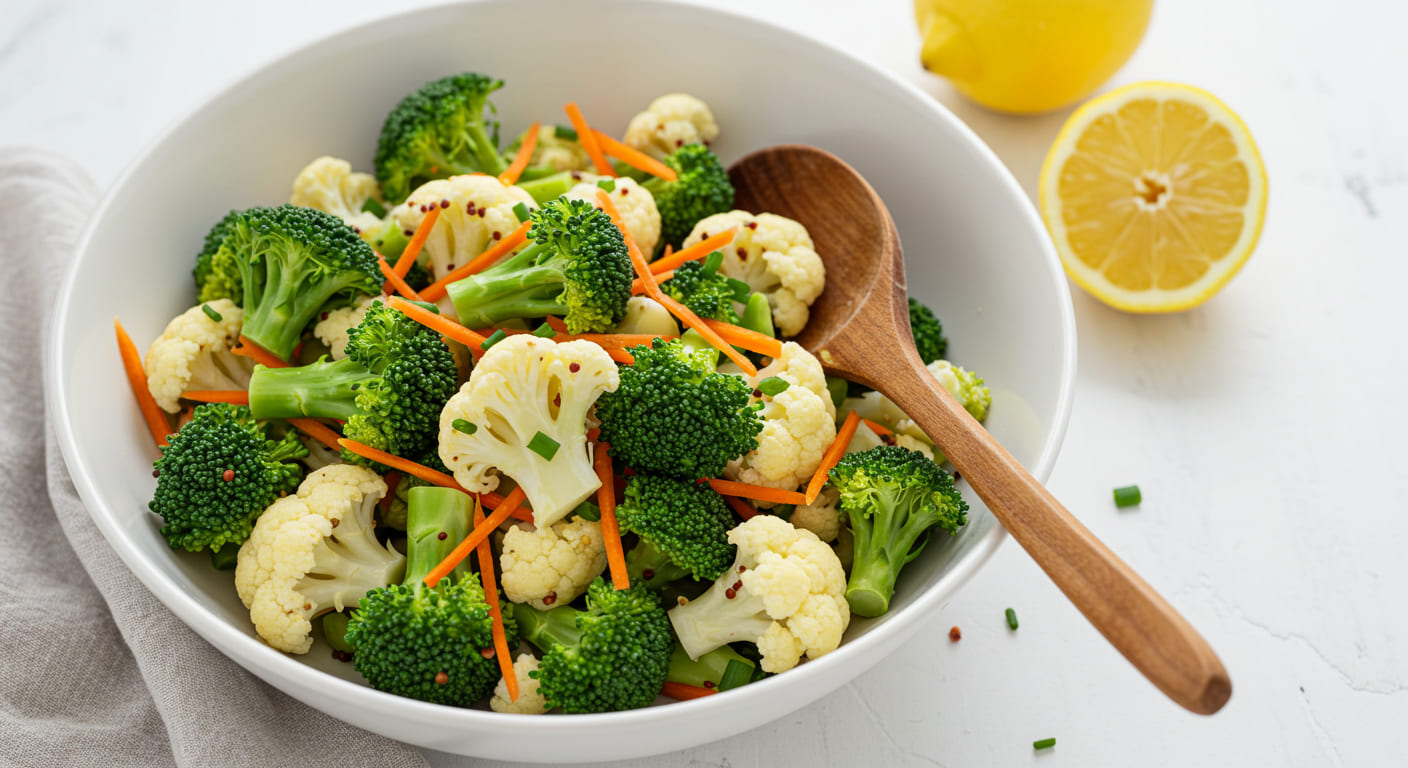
[730,145,1232,715]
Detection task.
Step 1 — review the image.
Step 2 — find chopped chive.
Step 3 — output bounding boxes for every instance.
[513,202,531,223]
[1033,738,1056,750]
[1113,484,1141,508]
[717,659,755,692]
[527,431,560,460]
[361,198,388,218]
[452,419,478,435]
[481,329,508,351]
[757,376,790,397]
[1005,607,1019,630]
[701,250,724,276]
[533,322,557,338]
[554,124,578,141]
[596,178,616,192]
[200,304,223,323]
[726,277,752,302]
[407,299,440,315]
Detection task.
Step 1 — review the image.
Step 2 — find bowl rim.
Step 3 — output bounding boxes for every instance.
[46,0,1077,741]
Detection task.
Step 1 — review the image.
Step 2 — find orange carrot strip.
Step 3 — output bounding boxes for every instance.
[594,441,629,590]
[472,496,519,701]
[338,437,464,490]
[498,120,541,186]
[592,130,677,181]
[632,270,673,294]
[596,190,659,293]
[806,410,862,504]
[115,319,171,447]
[544,315,569,333]
[660,682,716,700]
[706,478,807,506]
[564,103,615,176]
[232,336,290,368]
[861,418,892,436]
[607,348,635,365]
[419,221,532,301]
[701,319,784,359]
[377,255,425,302]
[421,486,526,589]
[387,206,440,289]
[387,297,488,355]
[722,494,758,521]
[182,390,250,405]
[288,418,342,451]
[655,293,757,376]
[649,229,737,274]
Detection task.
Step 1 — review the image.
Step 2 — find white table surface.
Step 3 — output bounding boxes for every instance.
[6,0,1405,765]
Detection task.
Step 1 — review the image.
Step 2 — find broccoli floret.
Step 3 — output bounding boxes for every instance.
[247,303,456,466]
[511,579,672,713]
[374,72,509,203]
[194,209,243,303]
[660,260,741,323]
[829,445,968,617]
[149,403,307,552]
[447,197,634,333]
[346,486,512,705]
[908,298,948,364]
[619,473,736,590]
[665,642,758,690]
[641,144,734,248]
[595,339,762,480]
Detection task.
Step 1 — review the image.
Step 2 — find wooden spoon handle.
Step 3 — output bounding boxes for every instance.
[882,359,1231,715]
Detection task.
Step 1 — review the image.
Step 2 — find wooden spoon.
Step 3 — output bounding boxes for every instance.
[728,145,1231,716]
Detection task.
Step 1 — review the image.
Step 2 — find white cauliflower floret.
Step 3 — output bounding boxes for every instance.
[144,299,251,413]
[612,296,679,338]
[394,175,535,281]
[684,211,824,336]
[235,465,405,654]
[515,124,591,173]
[726,343,836,493]
[312,295,385,360]
[564,176,661,256]
[439,335,619,529]
[791,487,841,542]
[500,515,607,610]
[490,653,550,714]
[669,515,849,673]
[289,156,384,235]
[624,94,720,161]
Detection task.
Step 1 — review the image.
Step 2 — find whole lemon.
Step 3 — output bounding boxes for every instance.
[914,0,1154,114]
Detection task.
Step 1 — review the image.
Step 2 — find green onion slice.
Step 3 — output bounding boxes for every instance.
[481,329,508,351]
[596,178,616,192]
[200,304,223,323]
[717,659,755,692]
[1005,607,1019,631]
[533,323,557,338]
[527,431,560,460]
[1113,485,1141,508]
[757,376,790,397]
[452,419,478,435]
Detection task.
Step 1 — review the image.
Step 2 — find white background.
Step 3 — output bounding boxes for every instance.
[5,0,1406,765]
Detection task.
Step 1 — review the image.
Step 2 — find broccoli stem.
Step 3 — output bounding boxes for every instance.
[446,243,568,327]
[511,602,583,653]
[844,488,932,618]
[625,539,690,591]
[665,643,754,689]
[404,486,473,586]
[740,293,775,338]
[515,172,579,204]
[246,357,377,421]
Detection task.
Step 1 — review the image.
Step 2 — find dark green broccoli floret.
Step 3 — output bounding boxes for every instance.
[149,403,306,552]
[641,144,734,248]
[447,197,634,333]
[247,303,456,467]
[511,579,672,713]
[665,642,758,690]
[374,72,508,203]
[829,445,968,617]
[908,297,948,363]
[660,260,741,323]
[595,339,762,480]
[194,209,242,303]
[347,486,512,705]
[620,473,735,590]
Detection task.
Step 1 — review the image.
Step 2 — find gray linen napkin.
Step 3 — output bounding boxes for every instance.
[1,147,430,768]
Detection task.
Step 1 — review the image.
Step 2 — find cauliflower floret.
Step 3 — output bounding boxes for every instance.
[928,360,991,422]
[669,515,849,673]
[144,299,252,413]
[235,465,405,654]
[612,296,679,338]
[289,156,384,235]
[513,124,591,173]
[564,176,662,256]
[726,343,836,493]
[838,359,991,452]
[394,175,536,281]
[500,516,607,610]
[312,294,385,360]
[791,486,841,542]
[490,653,550,714]
[624,94,720,161]
[439,335,619,528]
[684,211,824,336]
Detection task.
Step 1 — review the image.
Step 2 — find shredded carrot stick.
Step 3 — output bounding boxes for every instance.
[632,270,673,294]
[338,437,463,490]
[498,121,541,187]
[288,418,342,451]
[387,297,488,355]
[701,319,784,359]
[564,103,615,176]
[655,293,757,377]
[722,494,758,521]
[608,348,634,365]
[380,470,402,514]
[660,682,716,700]
[419,221,532,301]
[861,418,892,436]
[649,229,737,274]
[377,255,425,302]
[594,440,630,590]
[806,410,861,504]
[232,336,290,368]
[421,486,526,588]
[706,478,807,506]
[591,130,677,181]
[115,318,171,447]
[182,390,250,405]
[543,315,569,333]
[472,495,519,701]
[387,206,440,289]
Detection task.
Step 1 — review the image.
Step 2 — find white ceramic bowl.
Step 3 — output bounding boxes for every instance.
[48,0,1076,761]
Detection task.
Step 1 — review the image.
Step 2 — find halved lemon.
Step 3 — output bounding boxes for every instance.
[1039,82,1268,312]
